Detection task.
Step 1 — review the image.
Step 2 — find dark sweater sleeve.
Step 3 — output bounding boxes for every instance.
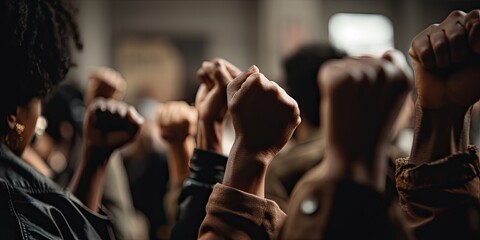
[170,148,228,240]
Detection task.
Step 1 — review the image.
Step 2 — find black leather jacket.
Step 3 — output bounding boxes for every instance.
[0,144,112,239]
[170,148,227,240]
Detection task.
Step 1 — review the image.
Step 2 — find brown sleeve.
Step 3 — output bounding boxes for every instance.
[198,184,286,240]
[396,145,480,239]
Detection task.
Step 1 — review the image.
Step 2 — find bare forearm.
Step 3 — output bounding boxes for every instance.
[197,120,223,153]
[222,140,269,198]
[166,136,195,182]
[410,102,471,164]
[69,147,111,212]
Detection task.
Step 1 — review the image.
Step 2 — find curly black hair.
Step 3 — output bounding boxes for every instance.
[0,0,82,134]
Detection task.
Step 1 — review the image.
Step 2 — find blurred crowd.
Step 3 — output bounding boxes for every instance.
[0,1,480,240]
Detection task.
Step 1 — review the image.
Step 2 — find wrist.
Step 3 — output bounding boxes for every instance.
[197,120,223,153]
[166,136,195,182]
[410,101,471,164]
[222,139,271,197]
[82,144,113,167]
[321,152,387,192]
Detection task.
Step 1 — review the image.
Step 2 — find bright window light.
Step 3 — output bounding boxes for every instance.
[329,13,394,56]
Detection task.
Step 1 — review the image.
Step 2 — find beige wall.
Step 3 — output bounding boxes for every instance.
[111,0,258,71]
[69,0,479,89]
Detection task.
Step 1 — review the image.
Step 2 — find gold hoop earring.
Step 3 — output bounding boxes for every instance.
[5,123,25,151]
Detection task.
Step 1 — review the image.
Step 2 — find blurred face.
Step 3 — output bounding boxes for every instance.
[11,98,42,156]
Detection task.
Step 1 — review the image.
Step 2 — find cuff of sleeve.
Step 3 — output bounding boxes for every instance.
[206,183,286,239]
[189,149,228,184]
[396,145,480,190]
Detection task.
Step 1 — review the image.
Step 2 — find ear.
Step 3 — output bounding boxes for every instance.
[6,113,16,130]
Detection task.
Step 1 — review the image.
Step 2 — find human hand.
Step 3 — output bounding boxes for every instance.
[223,65,300,196]
[156,101,198,144]
[410,10,480,109]
[319,51,411,189]
[85,67,127,106]
[228,66,301,166]
[195,58,240,123]
[195,58,240,152]
[84,98,144,158]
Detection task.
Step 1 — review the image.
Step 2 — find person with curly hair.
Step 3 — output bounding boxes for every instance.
[0,1,143,239]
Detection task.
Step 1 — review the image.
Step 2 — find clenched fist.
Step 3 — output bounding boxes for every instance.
[84,98,144,155]
[320,51,411,165]
[195,58,241,152]
[195,58,241,123]
[85,67,128,106]
[228,66,301,162]
[156,101,198,144]
[410,10,480,109]
[223,65,300,196]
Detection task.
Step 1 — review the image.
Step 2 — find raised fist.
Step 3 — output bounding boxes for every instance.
[410,10,480,109]
[227,66,301,162]
[319,51,412,161]
[85,67,128,106]
[84,98,144,154]
[195,58,241,123]
[156,101,198,144]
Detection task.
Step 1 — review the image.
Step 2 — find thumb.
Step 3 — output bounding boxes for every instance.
[465,10,480,54]
[227,65,259,100]
[213,60,233,86]
[382,49,413,81]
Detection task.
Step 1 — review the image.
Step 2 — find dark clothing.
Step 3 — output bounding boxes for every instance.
[396,145,480,240]
[170,149,227,240]
[281,165,411,240]
[198,180,409,240]
[178,147,409,239]
[123,150,170,240]
[0,144,112,239]
[265,130,324,211]
[266,129,406,212]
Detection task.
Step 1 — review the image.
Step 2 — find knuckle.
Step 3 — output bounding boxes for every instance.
[212,58,224,65]
[448,10,466,19]
[448,29,467,45]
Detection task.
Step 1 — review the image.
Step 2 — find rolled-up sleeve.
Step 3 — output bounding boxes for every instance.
[396,146,480,239]
[199,184,286,240]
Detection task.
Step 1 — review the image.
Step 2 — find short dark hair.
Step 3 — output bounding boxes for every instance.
[283,43,345,127]
[0,0,82,134]
[43,84,84,144]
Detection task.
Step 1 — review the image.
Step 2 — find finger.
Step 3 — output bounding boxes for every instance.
[444,18,468,65]
[382,49,413,80]
[213,59,233,86]
[90,97,107,112]
[197,62,214,89]
[203,61,218,85]
[429,29,450,68]
[465,10,480,53]
[227,65,259,100]
[223,60,242,78]
[410,25,437,69]
[155,106,164,125]
[127,106,145,127]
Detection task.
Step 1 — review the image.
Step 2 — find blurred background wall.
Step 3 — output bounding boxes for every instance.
[69,0,479,102]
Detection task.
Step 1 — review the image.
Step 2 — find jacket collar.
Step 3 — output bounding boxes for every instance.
[0,143,62,193]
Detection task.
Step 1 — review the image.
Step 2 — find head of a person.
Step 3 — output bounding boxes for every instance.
[0,0,82,156]
[35,84,84,158]
[283,43,345,127]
